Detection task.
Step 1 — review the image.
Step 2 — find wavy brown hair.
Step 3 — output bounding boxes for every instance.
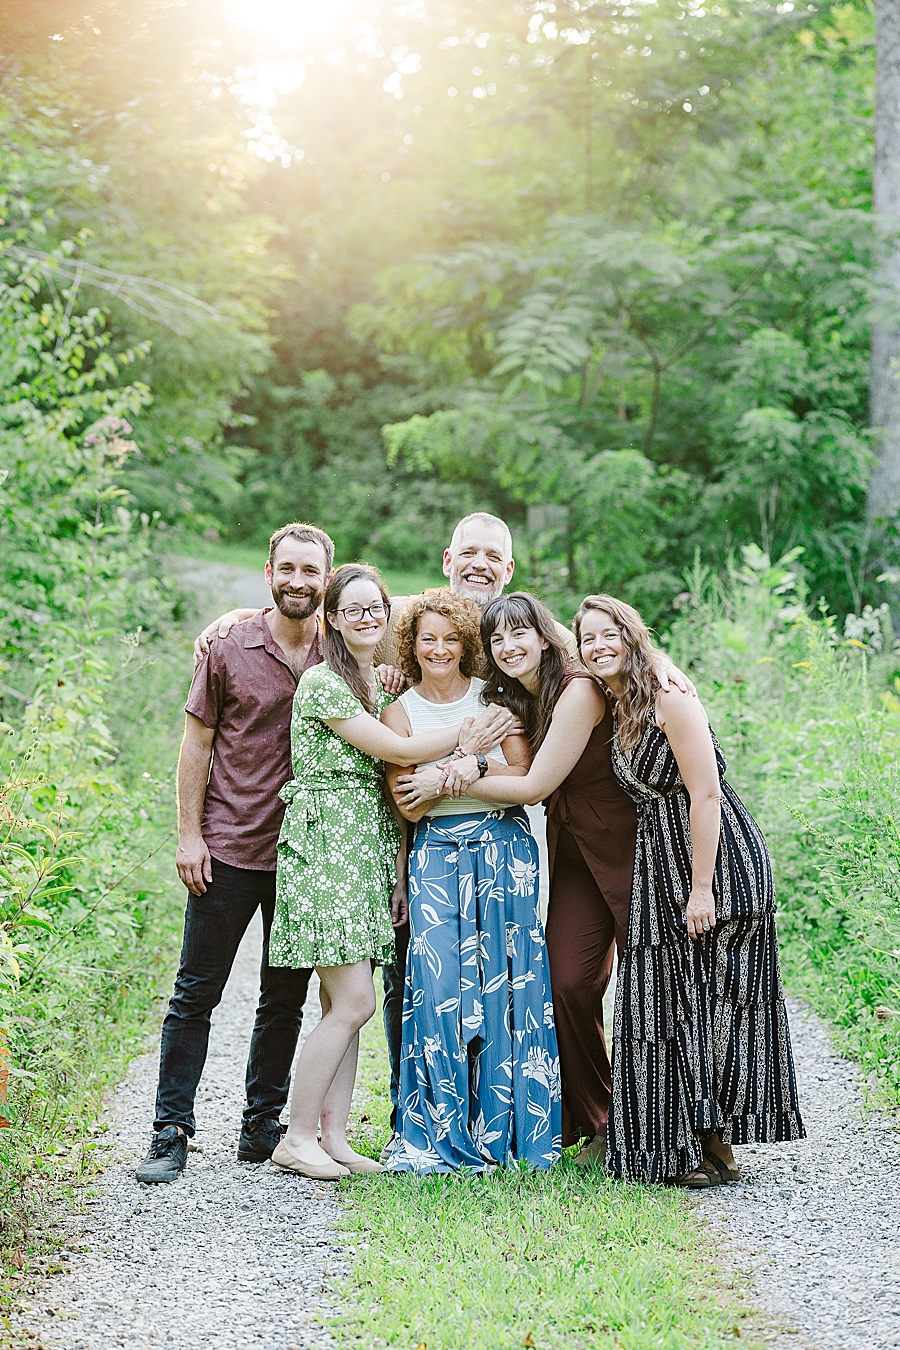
[480,592,572,752]
[394,589,483,685]
[323,563,390,715]
[574,594,664,753]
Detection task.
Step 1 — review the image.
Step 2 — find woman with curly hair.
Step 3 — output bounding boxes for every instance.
[381,588,561,1173]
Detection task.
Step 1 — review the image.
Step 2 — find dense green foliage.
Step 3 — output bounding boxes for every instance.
[0,0,272,533]
[0,239,185,1259]
[0,1,890,621]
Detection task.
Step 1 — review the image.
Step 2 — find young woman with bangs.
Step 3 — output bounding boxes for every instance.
[380,589,561,1173]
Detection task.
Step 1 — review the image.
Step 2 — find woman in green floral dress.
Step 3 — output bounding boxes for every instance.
[269,564,515,1181]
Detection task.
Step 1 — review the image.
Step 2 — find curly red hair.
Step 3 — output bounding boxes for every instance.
[394,589,484,685]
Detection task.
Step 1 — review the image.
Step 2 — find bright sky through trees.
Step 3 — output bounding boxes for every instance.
[0,0,877,619]
[228,0,358,54]
[226,0,363,160]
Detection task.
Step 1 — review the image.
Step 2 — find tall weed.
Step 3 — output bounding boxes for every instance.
[0,243,184,1267]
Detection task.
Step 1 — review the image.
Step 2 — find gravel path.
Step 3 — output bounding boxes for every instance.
[177,558,272,611]
[16,915,345,1350]
[14,933,900,1349]
[705,997,900,1349]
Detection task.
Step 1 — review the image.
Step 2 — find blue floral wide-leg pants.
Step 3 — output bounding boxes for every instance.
[385,809,562,1173]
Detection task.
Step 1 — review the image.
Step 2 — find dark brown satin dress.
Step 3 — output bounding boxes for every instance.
[544,673,638,1146]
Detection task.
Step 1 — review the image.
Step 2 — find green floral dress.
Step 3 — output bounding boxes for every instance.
[271,663,400,968]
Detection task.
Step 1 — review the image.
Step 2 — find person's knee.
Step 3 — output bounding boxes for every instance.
[351,988,377,1030]
[167,972,225,1019]
[257,971,309,1020]
[549,961,589,1005]
[331,987,376,1032]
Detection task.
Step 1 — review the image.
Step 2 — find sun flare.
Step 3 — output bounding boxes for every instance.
[227,0,359,53]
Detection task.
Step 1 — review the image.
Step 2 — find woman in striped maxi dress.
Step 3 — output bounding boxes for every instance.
[574,594,804,1186]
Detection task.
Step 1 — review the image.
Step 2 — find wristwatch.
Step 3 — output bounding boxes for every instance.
[475,752,489,778]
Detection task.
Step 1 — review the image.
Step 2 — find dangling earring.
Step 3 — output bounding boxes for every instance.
[497,684,504,692]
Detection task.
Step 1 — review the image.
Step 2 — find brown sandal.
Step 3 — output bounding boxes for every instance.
[673,1155,732,1189]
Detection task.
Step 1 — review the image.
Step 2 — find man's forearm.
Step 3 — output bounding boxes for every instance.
[177,740,214,839]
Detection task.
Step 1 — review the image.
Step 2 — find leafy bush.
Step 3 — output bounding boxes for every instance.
[0,244,183,1258]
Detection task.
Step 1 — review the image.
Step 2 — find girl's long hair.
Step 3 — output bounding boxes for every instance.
[573,594,664,753]
[480,592,571,752]
[323,563,390,715]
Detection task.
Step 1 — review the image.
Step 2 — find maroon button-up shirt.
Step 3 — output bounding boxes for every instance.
[184,609,323,871]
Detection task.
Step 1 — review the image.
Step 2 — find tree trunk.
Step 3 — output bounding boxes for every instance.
[869,0,900,519]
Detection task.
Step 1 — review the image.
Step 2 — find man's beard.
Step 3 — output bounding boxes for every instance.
[451,576,505,607]
[272,583,323,620]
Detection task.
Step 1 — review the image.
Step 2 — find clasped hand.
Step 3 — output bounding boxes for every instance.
[396,757,477,807]
[396,705,517,809]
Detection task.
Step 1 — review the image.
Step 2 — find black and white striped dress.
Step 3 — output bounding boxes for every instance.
[607,712,804,1183]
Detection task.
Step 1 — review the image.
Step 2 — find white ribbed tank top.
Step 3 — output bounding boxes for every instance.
[398,676,507,817]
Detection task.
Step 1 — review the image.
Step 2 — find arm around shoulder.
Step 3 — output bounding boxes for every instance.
[469,677,603,806]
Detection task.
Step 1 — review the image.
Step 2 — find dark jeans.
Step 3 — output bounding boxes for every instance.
[154,857,312,1138]
[381,920,410,1134]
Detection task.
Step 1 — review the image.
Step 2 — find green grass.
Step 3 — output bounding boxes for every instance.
[169,538,444,600]
[777,893,900,1110]
[335,1009,761,1350]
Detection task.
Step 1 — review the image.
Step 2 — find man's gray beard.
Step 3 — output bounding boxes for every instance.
[450,579,505,607]
[273,588,321,620]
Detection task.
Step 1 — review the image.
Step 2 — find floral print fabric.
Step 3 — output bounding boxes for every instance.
[386,809,562,1173]
[270,662,399,969]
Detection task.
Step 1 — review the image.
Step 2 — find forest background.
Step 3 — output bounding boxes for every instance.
[0,0,888,618]
[2,1,900,1341]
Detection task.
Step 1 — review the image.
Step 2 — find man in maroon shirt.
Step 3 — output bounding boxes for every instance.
[136,523,334,1184]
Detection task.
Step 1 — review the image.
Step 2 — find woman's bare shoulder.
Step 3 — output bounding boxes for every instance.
[656,684,706,728]
[557,671,606,713]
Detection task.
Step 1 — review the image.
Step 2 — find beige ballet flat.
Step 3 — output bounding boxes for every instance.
[334,1155,382,1175]
[271,1141,350,1180]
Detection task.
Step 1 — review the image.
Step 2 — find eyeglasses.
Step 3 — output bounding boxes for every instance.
[334,602,391,622]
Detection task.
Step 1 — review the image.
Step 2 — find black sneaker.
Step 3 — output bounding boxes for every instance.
[237,1118,285,1163]
[135,1126,188,1184]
